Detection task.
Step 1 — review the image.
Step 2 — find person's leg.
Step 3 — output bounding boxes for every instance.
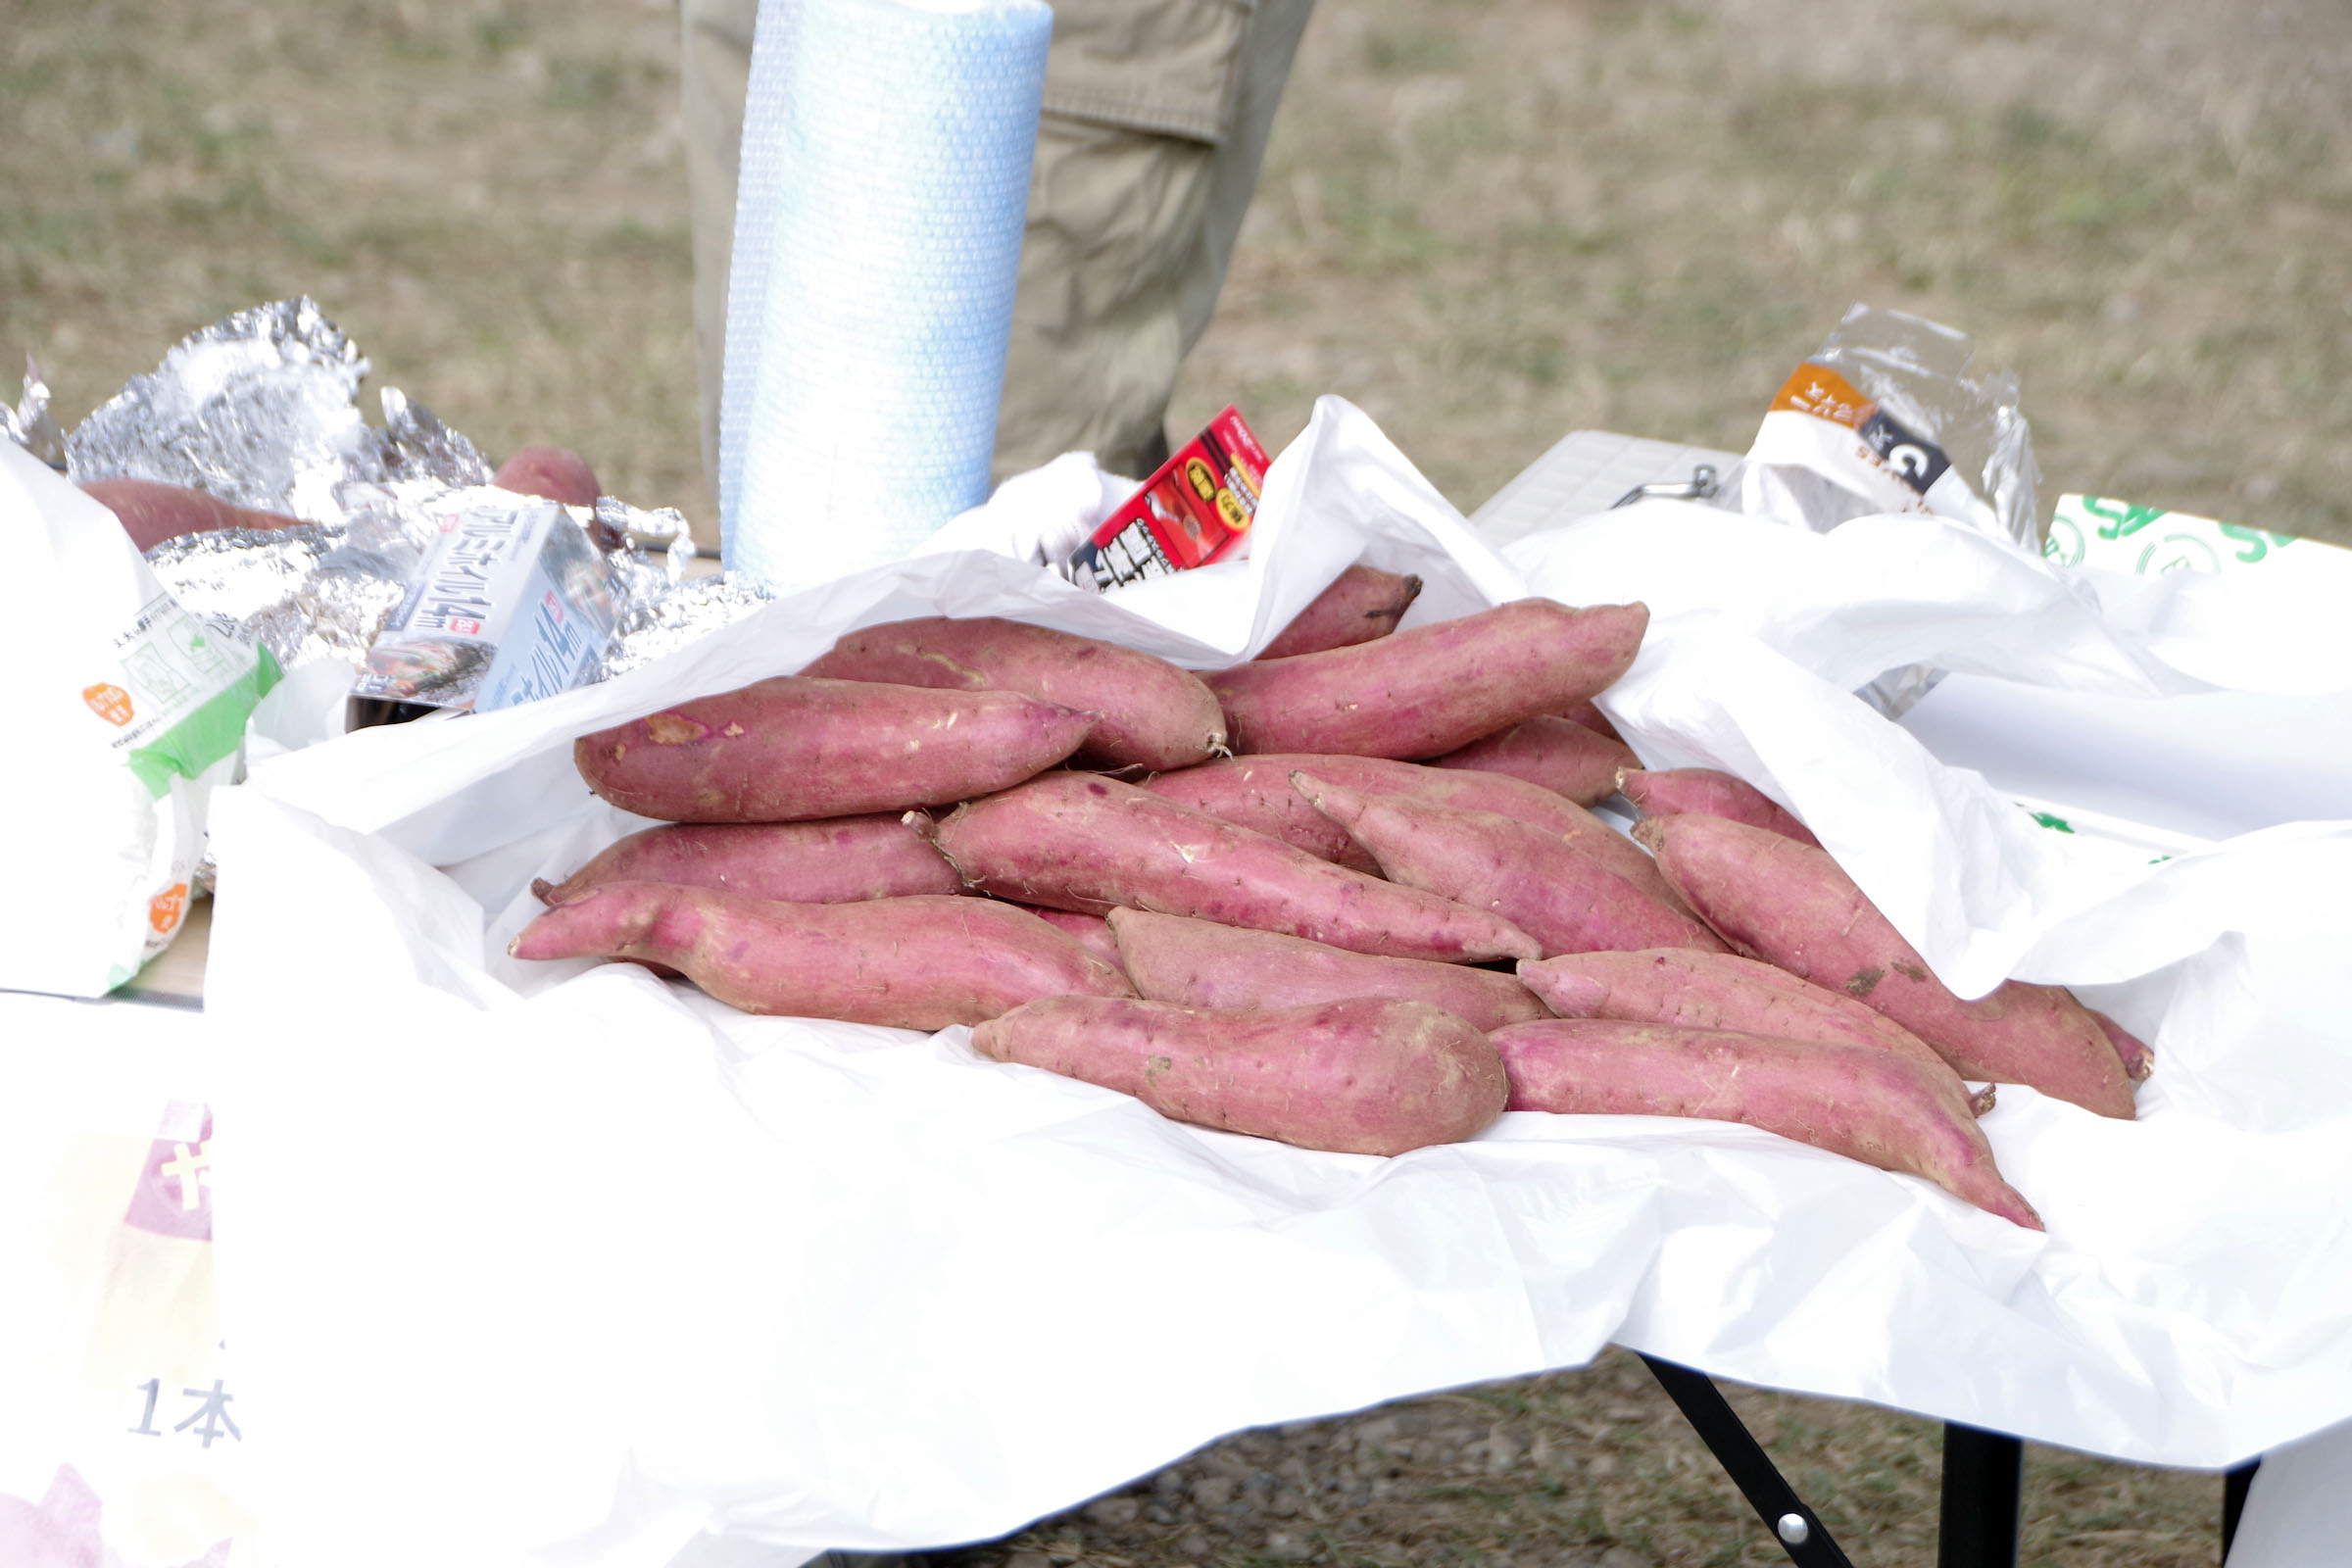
[685,0,1319,512]
[995,0,1319,483]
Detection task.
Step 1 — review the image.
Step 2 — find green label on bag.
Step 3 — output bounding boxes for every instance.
[2045,494,2314,574]
[126,645,281,798]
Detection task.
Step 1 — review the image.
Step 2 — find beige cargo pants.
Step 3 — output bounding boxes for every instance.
[682,0,1316,546]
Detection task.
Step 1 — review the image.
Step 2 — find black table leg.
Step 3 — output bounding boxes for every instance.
[1641,1355,1855,1567]
[1937,1423,2024,1568]
[2222,1458,2261,1562]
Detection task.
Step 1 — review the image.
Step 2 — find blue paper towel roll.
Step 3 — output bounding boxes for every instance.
[721,0,1053,594]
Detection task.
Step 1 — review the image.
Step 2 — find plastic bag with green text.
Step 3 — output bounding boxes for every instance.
[1,443,276,997]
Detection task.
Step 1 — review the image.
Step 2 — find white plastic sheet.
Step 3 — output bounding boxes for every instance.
[205,398,2352,1567]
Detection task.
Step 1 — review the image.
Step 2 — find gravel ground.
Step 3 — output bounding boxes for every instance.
[894,1346,2230,1568]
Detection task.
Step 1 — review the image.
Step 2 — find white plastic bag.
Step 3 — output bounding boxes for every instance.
[0,444,275,997]
[197,399,2352,1566]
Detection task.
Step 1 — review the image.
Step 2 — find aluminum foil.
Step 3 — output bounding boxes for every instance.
[63,297,753,702]
[67,297,381,520]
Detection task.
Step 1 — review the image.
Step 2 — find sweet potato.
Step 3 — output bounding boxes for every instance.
[81,478,307,553]
[491,445,602,507]
[1636,814,2137,1118]
[1432,714,1641,807]
[1294,773,1727,957]
[510,884,1133,1028]
[2088,1008,2155,1082]
[1554,697,1624,744]
[573,676,1096,823]
[922,772,1541,963]
[974,995,1508,1156]
[1617,767,1821,848]
[1144,753,1684,910]
[1137,756,1384,873]
[1021,906,1125,970]
[1517,948,1978,1098]
[533,815,961,906]
[1110,908,1550,1031]
[797,615,1225,771]
[1205,599,1648,759]
[1256,564,1424,659]
[1490,1018,2040,1229]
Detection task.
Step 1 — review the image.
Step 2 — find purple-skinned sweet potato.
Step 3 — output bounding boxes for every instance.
[921,772,1541,964]
[509,884,1133,1028]
[1617,767,1821,848]
[2088,1008,2155,1082]
[1554,697,1625,744]
[974,995,1508,1156]
[1110,908,1550,1031]
[533,816,961,906]
[1019,906,1125,971]
[1432,714,1642,807]
[1635,813,2136,1119]
[1294,773,1727,958]
[1142,753,1684,911]
[1517,948,1994,1113]
[1255,564,1424,660]
[1490,1018,2040,1229]
[572,676,1096,823]
[1205,599,1647,760]
[798,615,1225,771]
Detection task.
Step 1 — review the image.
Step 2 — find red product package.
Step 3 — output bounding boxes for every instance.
[1068,406,1270,590]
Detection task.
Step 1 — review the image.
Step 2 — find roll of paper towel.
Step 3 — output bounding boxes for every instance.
[721,0,1053,594]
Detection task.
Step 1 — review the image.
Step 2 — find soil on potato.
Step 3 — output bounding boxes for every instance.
[4,2,2307,1562]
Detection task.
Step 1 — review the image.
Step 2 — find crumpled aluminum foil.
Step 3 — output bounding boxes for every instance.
[56,297,759,694]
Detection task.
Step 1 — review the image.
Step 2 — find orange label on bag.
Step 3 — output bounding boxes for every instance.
[84,682,135,726]
[1770,362,1874,429]
[148,885,188,935]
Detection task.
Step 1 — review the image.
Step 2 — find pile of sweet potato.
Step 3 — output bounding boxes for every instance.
[515,564,2145,1228]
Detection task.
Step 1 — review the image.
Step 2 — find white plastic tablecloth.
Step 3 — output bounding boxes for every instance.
[11,398,2352,1568]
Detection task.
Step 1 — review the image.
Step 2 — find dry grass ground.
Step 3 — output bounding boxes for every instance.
[5,1,2336,1562]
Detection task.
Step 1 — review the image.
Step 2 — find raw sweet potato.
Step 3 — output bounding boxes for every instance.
[1617,767,1821,848]
[1636,813,2136,1118]
[1256,564,1424,659]
[491,445,601,507]
[922,772,1542,963]
[1144,753,1684,911]
[1433,714,1641,807]
[510,884,1133,1028]
[1110,908,1550,1030]
[81,478,308,553]
[798,615,1225,771]
[533,815,961,906]
[1020,906,1125,970]
[1294,773,1727,957]
[573,676,1096,823]
[1490,1018,2040,1228]
[974,995,1508,1156]
[1554,697,1624,744]
[2088,1008,2155,1082]
[1205,599,1647,759]
[1517,948,1972,1092]
[1137,756,1384,873]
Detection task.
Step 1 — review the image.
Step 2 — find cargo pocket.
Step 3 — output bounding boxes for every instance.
[1040,0,1253,146]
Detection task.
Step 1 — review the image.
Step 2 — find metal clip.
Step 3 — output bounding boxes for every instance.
[1611,464,1719,510]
